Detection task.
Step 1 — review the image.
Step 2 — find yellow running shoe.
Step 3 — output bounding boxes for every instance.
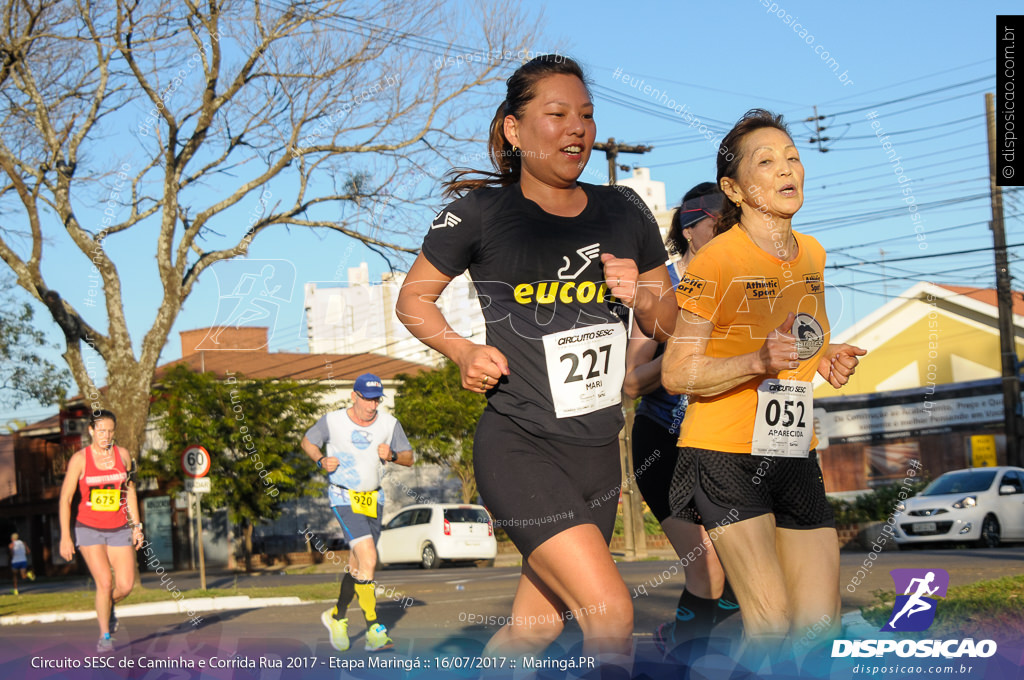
[320,606,349,652]
[365,622,393,651]
[26,570,35,581]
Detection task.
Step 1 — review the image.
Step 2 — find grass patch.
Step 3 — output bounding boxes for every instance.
[861,573,1024,640]
[0,581,346,619]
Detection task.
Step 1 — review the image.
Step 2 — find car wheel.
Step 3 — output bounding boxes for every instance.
[421,542,440,569]
[978,515,1001,548]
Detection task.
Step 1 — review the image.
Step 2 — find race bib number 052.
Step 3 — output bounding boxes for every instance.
[751,379,813,458]
[542,323,626,419]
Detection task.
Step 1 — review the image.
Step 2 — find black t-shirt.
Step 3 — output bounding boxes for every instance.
[421,182,667,445]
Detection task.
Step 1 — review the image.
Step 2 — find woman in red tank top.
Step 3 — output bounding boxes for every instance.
[58,410,144,652]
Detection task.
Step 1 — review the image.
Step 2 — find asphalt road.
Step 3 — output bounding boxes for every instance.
[2,547,1023,679]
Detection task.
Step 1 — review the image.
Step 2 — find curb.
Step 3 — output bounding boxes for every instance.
[841,609,897,639]
[0,595,303,626]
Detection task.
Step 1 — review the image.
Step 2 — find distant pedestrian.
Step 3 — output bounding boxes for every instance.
[8,533,35,595]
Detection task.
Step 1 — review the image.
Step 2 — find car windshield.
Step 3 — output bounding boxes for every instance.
[444,508,489,523]
[921,470,998,496]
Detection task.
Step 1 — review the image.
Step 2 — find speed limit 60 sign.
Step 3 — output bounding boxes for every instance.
[181,445,211,478]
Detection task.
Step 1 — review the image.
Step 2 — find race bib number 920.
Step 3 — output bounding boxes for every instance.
[349,490,379,517]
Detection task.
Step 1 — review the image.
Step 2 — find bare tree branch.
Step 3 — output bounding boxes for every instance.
[0,0,540,454]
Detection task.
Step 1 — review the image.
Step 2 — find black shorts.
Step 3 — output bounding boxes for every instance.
[669,447,834,531]
[474,409,621,558]
[631,414,700,524]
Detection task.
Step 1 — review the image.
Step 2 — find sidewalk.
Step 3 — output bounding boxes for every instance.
[0,594,306,626]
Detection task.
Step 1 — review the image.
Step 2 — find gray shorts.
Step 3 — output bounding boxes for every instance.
[331,503,381,547]
[75,523,133,548]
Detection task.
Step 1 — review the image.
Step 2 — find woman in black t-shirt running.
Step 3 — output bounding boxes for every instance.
[397,55,675,669]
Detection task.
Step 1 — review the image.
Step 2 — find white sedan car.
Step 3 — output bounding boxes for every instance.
[894,466,1024,548]
[377,503,497,569]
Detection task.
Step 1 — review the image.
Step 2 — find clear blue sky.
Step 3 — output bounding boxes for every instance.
[4,1,1018,425]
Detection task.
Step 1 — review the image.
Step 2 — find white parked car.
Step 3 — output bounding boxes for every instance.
[894,466,1024,548]
[377,504,497,569]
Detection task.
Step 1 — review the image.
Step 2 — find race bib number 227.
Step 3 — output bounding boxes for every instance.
[542,323,626,419]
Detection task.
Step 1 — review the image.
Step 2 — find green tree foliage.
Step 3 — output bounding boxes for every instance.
[0,281,70,408]
[144,365,337,569]
[393,361,485,504]
[828,477,931,525]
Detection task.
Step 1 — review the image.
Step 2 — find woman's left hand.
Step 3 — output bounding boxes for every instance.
[132,526,144,550]
[819,344,868,388]
[601,253,640,307]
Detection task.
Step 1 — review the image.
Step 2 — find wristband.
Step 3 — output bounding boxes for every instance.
[317,456,326,469]
[389,450,398,462]
[131,523,143,530]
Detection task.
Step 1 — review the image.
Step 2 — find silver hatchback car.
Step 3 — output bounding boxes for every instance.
[894,466,1024,548]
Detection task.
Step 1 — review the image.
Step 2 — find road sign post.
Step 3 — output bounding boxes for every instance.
[181,446,211,590]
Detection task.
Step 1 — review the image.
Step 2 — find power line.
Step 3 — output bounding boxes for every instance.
[801,191,1002,231]
[827,242,1024,269]
[828,75,993,117]
[806,165,988,201]
[823,120,984,153]
[836,114,982,141]
[827,218,1019,252]
[819,58,990,106]
[855,87,991,119]
[812,143,980,180]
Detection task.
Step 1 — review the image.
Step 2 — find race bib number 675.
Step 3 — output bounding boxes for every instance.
[542,323,626,419]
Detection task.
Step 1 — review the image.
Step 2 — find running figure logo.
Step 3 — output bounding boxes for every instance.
[197,260,296,351]
[882,568,950,632]
[557,243,601,280]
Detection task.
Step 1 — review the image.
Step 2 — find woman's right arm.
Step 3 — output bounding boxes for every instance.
[396,253,508,393]
[623,335,663,399]
[58,451,85,560]
[662,310,799,397]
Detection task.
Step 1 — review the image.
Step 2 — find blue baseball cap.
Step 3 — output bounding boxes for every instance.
[678,192,724,229]
[353,373,384,399]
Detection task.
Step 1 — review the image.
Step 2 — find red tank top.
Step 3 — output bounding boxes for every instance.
[76,445,130,529]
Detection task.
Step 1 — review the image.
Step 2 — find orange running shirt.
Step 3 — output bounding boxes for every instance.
[672,226,829,453]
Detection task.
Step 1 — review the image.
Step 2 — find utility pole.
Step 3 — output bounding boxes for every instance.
[986,92,1022,467]
[593,137,652,558]
[593,136,652,558]
[807,106,830,153]
[593,138,653,185]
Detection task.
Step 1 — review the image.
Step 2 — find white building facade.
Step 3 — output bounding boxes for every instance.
[305,263,487,366]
